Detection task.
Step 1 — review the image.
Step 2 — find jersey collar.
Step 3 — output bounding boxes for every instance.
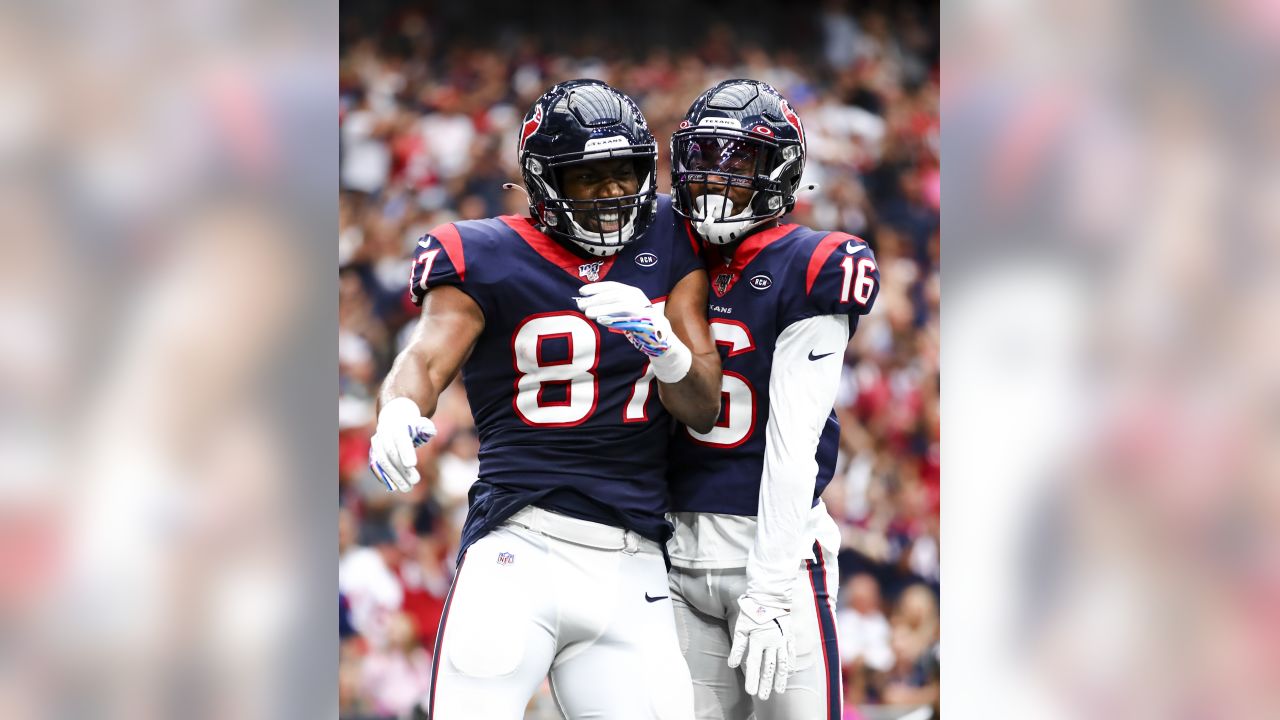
[498,215,618,283]
[703,223,799,297]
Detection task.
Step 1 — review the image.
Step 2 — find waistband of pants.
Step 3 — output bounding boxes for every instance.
[505,505,655,553]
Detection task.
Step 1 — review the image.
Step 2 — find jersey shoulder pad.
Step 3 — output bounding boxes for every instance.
[408,222,464,306]
[788,230,880,320]
[408,219,508,306]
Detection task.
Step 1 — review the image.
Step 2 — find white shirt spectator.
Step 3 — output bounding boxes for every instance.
[418,112,475,181]
[338,545,403,649]
[837,605,895,672]
[837,574,896,672]
[340,109,390,194]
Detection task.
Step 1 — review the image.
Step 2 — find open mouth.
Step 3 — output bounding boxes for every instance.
[588,210,625,234]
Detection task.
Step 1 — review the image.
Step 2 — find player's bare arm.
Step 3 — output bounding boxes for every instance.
[657,268,721,433]
[379,286,483,417]
[369,286,483,492]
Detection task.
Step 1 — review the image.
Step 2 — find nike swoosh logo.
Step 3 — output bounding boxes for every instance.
[845,241,865,254]
[808,350,835,361]
[644,593,669,603]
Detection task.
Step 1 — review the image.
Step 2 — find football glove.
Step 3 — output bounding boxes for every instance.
[368,397,436,493]
[575,281,692,383]
[728,595,796,701]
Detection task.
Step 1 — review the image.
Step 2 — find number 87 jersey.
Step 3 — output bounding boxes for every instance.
[667,223,880,527]
[408,198,704,550]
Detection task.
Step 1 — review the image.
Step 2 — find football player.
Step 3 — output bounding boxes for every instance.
[369,80,721,719]
[665,79,882,720]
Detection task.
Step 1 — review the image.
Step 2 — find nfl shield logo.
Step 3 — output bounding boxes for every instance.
[497,552,514,566]
[578,261,603,282]
[714,272,734,295]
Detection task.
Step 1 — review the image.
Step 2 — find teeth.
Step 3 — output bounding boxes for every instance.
[599,212,620,222]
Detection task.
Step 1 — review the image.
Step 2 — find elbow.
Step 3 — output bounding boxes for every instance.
[687,395,721,435]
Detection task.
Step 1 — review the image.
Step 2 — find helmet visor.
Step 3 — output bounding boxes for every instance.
[675,137,763,184]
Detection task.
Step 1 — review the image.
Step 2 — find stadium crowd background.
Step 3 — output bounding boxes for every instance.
[338,1,938,717]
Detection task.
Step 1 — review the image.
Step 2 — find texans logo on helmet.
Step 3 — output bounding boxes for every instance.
[780,99,805,145]
[519,105,544,154]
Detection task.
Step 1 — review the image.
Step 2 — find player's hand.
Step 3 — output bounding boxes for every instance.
[728,595,796,701]
[575,281,673,357]
[368,397,436,493]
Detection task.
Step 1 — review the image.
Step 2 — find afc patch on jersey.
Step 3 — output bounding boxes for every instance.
[578,261,604,282]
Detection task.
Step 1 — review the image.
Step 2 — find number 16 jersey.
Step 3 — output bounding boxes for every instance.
[667,223,881,534]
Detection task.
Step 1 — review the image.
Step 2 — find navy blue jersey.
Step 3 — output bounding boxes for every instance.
[668,224,880,515]
[409,195,702,554]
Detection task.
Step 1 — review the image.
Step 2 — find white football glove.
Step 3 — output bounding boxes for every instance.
[368,397,437,493]
[575,281,691,383]
[728,595,796,700]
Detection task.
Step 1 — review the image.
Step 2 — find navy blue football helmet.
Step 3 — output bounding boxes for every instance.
[517,79,658,257]
[671,79,807,245]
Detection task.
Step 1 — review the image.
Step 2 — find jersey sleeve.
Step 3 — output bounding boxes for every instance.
[408,223,468,307]
[781,232,881,327]
[746,314,850,608]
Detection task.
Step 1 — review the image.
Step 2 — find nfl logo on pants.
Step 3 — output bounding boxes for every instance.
[496,551,514,566]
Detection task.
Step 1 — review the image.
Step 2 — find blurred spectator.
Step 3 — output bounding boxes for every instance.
[338,517,404,650]
[883,584,940,707]
[837,573,895,705]
[434,428,479,531]
[360,612,433,719]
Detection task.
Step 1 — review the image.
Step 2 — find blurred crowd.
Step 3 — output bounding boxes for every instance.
[338,1,938,717]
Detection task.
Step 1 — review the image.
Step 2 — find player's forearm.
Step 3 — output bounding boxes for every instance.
[747,465,817,608]
[657,348,721,432]
[378,343,443,418]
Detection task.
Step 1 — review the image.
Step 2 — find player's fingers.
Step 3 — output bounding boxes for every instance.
[394,427,419,468]
[581,300,634,319]
[575,291,624,311]
[598,316,649,329]
[370,445,410,492]
[727,632,747,669]
[376,443,413,493]
[412,417,437,447]
[369,458,395,491]
[743,646,761,697]
[774,649,790,694]
[578,281,626,296]
[758,646,777,700]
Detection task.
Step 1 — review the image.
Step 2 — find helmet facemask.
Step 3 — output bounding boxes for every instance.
[523,151,656,257]
[671,128,803,246]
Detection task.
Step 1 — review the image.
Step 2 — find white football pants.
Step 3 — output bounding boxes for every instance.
[669,542,842,720]
[428,506,695,719]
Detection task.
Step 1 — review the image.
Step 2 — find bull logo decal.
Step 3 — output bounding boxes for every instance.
[519,105,544,155]
[780,99,805,145]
